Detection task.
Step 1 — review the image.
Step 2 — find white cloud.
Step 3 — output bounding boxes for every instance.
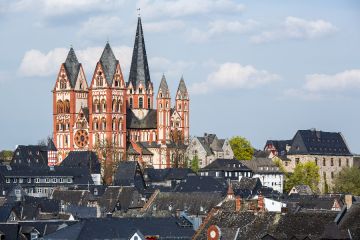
[78,16,123,39]
[19,46,132,78]
[190,62,280,94]
[189,19,258,42]
[304,69,360,92]
[18,46,194,84]
[137,0,244,19]
[144,20,185,32]
[251,16,337,43]
[5,0,124,16]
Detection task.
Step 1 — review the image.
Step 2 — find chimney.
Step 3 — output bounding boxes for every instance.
[235,196,241,212]
[258,194,265,212]
[345,194,352,209]
[226,182,234,200]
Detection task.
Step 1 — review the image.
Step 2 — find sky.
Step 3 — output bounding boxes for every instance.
[0,0,360,152]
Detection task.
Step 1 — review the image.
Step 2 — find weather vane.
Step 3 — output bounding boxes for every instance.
[137,8,141,17]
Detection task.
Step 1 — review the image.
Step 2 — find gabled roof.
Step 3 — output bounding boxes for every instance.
[64,47,81,88]
[240,158,282,174]
[265,140,292,156]
[47,139,57,151]
[144,168,194,182]
[201,159,251,172]
[288,129,352,156]
[60,151,100,174]
[114,161,146,191]
[11,145,48,167]
[173,176,227,193]
[99,43,119,86]
[128,17,152,90]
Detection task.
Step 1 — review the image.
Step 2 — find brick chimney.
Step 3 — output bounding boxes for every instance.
[345,194,352,209]
[258,194,265,212]
[226,182,235,200]
[235,196,241,212]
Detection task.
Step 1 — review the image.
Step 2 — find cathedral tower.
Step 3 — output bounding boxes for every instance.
[156,75,171,144]
[88,43,127,160]
[174,77,190,144]
[53,48,88,163]
[127,17,153,110]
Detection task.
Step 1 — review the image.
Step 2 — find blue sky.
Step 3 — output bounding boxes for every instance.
[0,0,360,152]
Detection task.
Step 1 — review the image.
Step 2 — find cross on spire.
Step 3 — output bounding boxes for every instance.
[137,8,141,17]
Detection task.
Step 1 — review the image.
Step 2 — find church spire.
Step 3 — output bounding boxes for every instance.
[64,47,80,88]
[99,42,118,86]
[128,17,151,90]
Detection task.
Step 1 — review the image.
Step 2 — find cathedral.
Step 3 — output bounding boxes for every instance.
[52,17,190,169]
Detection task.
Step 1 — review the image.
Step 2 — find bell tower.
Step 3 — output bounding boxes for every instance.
[127,17,153,110]
[175,77,190,144]
[156,75,171,144]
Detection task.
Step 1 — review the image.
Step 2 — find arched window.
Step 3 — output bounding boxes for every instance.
[94,99,100,113]
[101,118,106,130]
[117,100,122,112]
[112,99,117,112]
[56,100,64,114]
[118,118,123,130]
[147,98,151,109]
[93,118,98,130]
[129,98,133,108]
[112,118,117,130]
[64,100,70,113]
[139,97,143,108]
[60,79,67,89]
[101,99,106,113]
[114,80,119,87]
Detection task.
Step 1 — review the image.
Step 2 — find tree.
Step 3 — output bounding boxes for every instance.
[0,150,13,161]
[273,157,287,174]
[191,155,200,173]
[229,136,254,160]
[284,162,320,193]
[94,138,123,185]
[170,129,186,168]
[333,167,360,195]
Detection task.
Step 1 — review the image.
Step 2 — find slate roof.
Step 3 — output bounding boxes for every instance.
[173,176,227,193]
[11,145,48,167]
[201,158,251,172]
[158,74,169,95]
[288,129,352,156]
[285,195,343,212]
[0,204,13,221]
[338,203,360,239]
[43,217,194,240]
[128,17,152,90]
[232,177,263,198]
[265,140,292,156]
[176,76,188,98]
[99,43,119,86]
[60,151,101,174]
[64,47,81,88]
[144,168,194,182]
[52,189,90,206]
[195,133,228,156]
[98,186,144,213]
[126,108,157,129]
[290,185,313,195]
[47,139,57,151]
[240,158,282,174]
[194,210,340,240]
[146,192,223,216]
[114,161,146,191]
[0,165,94,185]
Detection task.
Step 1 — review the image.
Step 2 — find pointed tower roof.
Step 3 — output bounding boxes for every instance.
[177,76,188,96]
[128,17,151,89]
[158,74,169,96]
[47,139,57,151]
[99,43,119,86]
[64,47,81,88]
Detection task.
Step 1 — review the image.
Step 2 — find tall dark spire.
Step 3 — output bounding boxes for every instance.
[64,47,81,88]
[99,42,118,86]
[128,17,151,89]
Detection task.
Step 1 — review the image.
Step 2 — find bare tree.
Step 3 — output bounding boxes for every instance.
[170,129,186,168]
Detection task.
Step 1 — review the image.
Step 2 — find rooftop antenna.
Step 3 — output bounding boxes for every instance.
[137,8,141,17]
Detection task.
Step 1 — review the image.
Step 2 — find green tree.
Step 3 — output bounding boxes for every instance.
[333,167,360,195]
[191,155,200,173]
[284,161,320,193]
[229,136,254,160]
[0,150,13,161]
[323,175,329,194]
[273,157,287,174]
